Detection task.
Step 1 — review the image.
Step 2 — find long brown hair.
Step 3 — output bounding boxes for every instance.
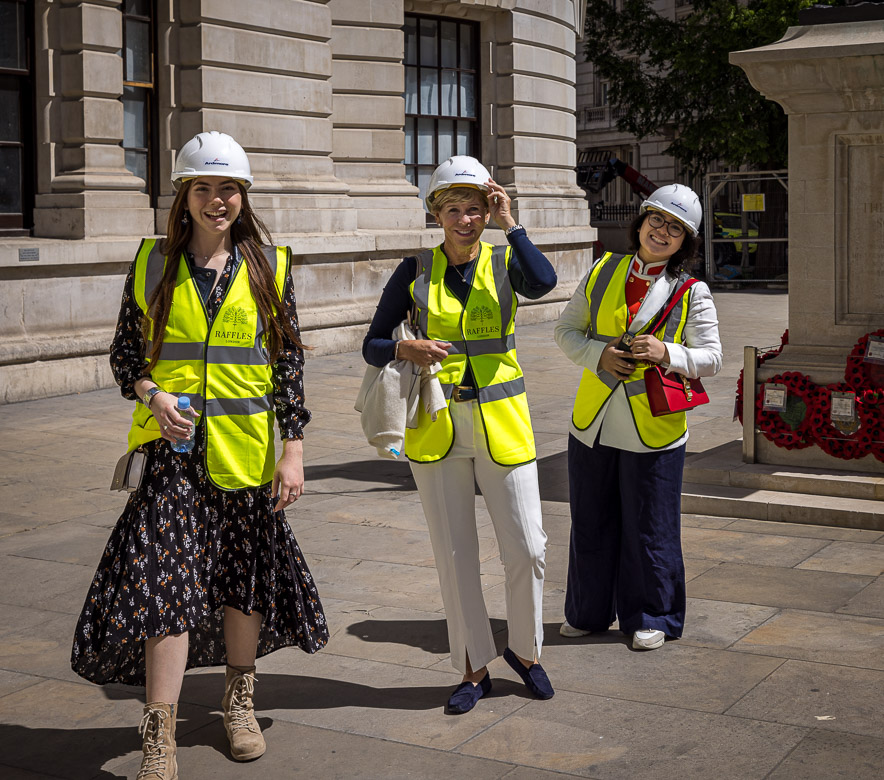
[141,180,306,374]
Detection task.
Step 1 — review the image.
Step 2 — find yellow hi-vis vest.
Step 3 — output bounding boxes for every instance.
[571,252,693,449]
[405,242,535,466]
[128,238,290,490]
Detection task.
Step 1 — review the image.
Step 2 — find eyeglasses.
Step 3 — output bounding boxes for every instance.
[647,212,686,238]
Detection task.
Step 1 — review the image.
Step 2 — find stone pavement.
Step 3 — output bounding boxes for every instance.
[1,289,883,779]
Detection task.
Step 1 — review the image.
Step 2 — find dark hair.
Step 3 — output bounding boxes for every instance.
[141,179,306,374]
[628,211,699,275]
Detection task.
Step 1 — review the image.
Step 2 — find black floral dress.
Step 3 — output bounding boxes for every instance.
[71,251,329,686]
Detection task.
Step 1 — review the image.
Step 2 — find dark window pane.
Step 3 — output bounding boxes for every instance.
[124,0,151,16]
[441,22,457,68]
[417,166,432,202]
[0,146,22,213]
[441,70,457,116]
[124,18,151,83]
[404,117,414,165]
[125,149,148,191]
[456,121,471,156]
[419,69,437,115]
[417,118,434,164]
[0,85,20,142]
[405,66,417,114]
[419,18,437,67]
[0,2,26,70]
[460,73,475,118]
[437,119,453,162]
[459,23,472,67]
[123,86,148,149]
[404,17,417,65]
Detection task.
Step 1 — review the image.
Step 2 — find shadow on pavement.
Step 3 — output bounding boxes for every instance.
[304,458,415,493]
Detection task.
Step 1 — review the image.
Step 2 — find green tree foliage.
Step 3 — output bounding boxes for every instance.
[584,0,841,174]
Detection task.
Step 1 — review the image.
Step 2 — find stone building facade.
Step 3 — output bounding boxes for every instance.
[0,0,594,403]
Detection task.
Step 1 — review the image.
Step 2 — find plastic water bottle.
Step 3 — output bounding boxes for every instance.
[170,396,197,453]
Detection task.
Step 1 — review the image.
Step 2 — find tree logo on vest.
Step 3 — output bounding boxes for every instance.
[214,306,254,345]
[466,305,500,336]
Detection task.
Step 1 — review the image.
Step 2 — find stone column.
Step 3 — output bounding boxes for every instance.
[492,1,592,231]
[33,0,154,238]
[175,0,356,235]
[329,0,426,230]
[732,18,884,472]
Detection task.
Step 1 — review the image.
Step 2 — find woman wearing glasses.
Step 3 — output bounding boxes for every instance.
[554,184,722,651]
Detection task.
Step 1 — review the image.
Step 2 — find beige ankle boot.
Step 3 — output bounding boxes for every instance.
[137,702,178,780]
[222,665,266,761]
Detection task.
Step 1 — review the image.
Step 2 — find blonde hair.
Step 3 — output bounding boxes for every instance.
[430,186,489,216]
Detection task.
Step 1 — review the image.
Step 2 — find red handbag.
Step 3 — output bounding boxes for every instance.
[640,278,709,417]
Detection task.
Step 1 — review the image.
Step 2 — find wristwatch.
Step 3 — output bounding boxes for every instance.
[142,386,164,409]
[504,223,525,236]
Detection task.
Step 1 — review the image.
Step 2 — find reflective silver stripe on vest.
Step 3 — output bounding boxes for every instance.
[491,246,513,332]
[144,240,168,304]
[205,345,270,366]
[260,245,278,276]
[204,394,274,417]
[175,392,205,412]
[597,370,621,390]
[588,253,625,335]
[625,377,647,397]
[479,376,525,403]
[446,334,516,356]
[413,249,434,337]
[153,341,205,361]
[659,273,691,344]
[440,383,455,400]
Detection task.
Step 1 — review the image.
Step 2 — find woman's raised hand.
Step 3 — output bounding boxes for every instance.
[397,339,451,368]
[486,178,516,232]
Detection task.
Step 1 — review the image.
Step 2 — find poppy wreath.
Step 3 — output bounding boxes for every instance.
[755,371,816,450]
[808,382,880,461]
[735,329,789,425]
[845,329,884,394]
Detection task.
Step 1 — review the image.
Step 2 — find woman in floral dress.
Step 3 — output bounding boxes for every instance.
[71,131,328,778]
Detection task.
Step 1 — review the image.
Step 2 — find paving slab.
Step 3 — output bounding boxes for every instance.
[732,609,884,670]
[679,597,779,649]
[0,555,96,615]
[0,612,82,685]
[533,641,784,713]
[681,525,829,567]
[0,521,115,568]
[796,540,884,576]
[767,729,884,780]
[687,562,873,611]
[726,659,884,739]
[0,670,42,700]
[723,516,884,542]
[837,575,884,618]
[456,688,806,779]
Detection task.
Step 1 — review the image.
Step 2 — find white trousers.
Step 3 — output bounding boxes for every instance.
[410,399,547,673]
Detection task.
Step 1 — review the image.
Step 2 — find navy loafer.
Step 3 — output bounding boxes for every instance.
[446,672,491,714]
[503,647,554,700]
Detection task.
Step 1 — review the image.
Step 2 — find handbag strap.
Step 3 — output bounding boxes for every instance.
[646,278,698,336]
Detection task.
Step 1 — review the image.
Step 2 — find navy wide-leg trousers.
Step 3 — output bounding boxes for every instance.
[564,433,687,638]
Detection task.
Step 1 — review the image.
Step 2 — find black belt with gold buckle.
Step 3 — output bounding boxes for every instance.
[452,385,477,402]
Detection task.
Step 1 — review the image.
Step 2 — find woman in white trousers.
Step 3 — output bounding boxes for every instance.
[362,156,557,713]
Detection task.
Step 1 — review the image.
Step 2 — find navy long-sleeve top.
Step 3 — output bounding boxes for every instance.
[362,228,557,382]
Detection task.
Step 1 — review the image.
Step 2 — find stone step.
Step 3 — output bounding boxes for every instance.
[684,441,884,501]
[681,482,884,531]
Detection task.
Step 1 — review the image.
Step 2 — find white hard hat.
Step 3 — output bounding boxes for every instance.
[171,131,253,190]
[640,184,701,235]
[425,155,492,210]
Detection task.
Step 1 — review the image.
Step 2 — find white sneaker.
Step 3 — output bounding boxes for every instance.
[559,619,591,638]
[632,628,665,650]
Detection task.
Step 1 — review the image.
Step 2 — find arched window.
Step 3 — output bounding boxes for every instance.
[0,0,34,235]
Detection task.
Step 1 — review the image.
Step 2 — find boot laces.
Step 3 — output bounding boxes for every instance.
[228,672,259,732]
[137,707,169,777]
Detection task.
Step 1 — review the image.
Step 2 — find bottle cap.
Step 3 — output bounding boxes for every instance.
[177,396,191,409]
